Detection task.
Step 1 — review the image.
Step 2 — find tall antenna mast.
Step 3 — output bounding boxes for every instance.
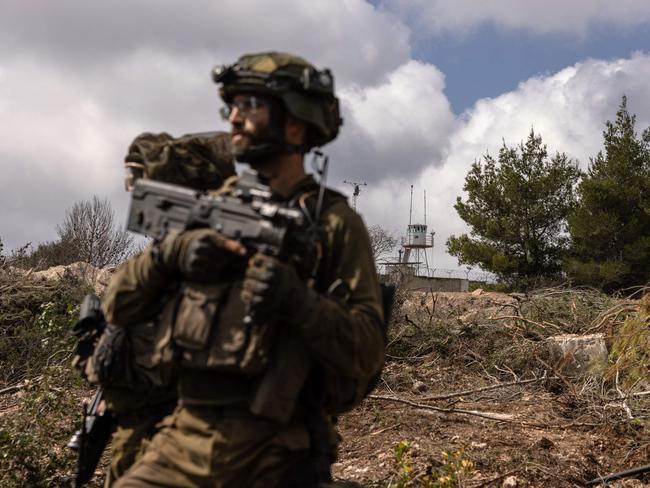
[343,179,367,210]
[424,190,427,225]
[409,185,413,226]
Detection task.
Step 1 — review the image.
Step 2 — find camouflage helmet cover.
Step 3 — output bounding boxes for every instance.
[212,51,342,148]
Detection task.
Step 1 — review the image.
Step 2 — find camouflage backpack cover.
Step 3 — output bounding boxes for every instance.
[124,131,236,191]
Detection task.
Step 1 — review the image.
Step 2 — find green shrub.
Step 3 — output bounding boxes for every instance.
[391,441,475,487]
[607,297,650,389]
[0,271,92,487]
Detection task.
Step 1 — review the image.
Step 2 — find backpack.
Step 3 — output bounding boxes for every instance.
[124,131,236,191]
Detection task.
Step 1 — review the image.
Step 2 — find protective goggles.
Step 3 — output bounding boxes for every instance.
[219,95,269,120]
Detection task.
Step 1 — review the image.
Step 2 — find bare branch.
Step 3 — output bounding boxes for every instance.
[56,195,134,268]
[367,225,397,263]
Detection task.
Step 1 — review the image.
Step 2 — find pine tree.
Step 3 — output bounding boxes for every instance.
[566,96,650,291]
[447,129,581,288]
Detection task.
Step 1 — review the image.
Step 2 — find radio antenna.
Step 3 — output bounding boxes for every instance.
[343,179,367,210]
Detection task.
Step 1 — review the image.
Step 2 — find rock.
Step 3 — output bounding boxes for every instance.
[412,380,428,393]
[547,333,608,376]
[32,262,98,285]
[29,262,116,295]
[502,475,520,487]
[94,266,116,294]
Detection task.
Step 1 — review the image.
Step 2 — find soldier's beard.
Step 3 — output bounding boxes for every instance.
[232,125,284,164]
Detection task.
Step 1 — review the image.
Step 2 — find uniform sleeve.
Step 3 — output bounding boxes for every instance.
[102,246,173,327]
[297,204,385,380]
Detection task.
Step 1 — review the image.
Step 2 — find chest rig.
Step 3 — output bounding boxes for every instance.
[171,175,336,381]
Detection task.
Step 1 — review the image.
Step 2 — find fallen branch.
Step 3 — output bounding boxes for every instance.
[0,382,27,395]
[615,367,634,420]
[370,393,602,430]
[368,394,516,422]
[585,301,640,334]
[385,353,431,361]
[0,376,42,396]
[420,375,550,401]
[488,314,561,332]
[403,314,421,330]
[370,423,401,436]
[617,390,650,400]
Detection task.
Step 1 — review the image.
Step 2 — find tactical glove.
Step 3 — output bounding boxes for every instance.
[241,253,317,322]
[92,324,127,386]
[157,228,246,281]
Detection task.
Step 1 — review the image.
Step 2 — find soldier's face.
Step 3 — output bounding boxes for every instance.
[227,94,271,153]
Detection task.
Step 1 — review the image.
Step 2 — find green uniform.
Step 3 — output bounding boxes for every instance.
[92,130,235,486]
[103,390,176,486]
[103,175,385,487]
[97,320,178,486]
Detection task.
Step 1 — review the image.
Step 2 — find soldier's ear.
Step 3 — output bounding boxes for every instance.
[284,116,307,145]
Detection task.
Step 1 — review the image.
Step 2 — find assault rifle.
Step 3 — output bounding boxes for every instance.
[126,169,306,259]
[67,388,114,487]
[68,294,115,487]
[71,294,105,366]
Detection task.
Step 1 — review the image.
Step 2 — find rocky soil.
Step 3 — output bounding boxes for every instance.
[334,290,650,487]
[1,264,649,487]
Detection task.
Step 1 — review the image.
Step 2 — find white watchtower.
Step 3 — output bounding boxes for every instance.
[400,186,434,277]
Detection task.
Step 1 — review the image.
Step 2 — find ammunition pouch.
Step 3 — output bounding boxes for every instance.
[174,282,274,376]
[88,298,178,393]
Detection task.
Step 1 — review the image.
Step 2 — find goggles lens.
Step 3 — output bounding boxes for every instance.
[220,96,267,120]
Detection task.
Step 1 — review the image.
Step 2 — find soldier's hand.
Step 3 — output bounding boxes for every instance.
[241,253,315,319]
[159,228,246,281]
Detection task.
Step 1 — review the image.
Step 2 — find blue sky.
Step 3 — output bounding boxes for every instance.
[1,0,650,274]
[413,23,650,114]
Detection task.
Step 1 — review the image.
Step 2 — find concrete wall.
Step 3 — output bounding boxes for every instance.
[380,273,469,292]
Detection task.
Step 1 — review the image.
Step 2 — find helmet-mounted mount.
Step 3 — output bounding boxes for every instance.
[212,64,335,98]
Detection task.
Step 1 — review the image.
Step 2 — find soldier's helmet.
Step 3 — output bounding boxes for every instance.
[212,52,342,150]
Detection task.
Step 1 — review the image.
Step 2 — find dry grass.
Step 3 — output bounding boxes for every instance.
[351,285,650,486]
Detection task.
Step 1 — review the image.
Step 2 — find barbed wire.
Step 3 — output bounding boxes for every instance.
[378,263,498,283]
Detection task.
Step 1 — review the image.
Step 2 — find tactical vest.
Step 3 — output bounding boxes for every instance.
[167,181,352,419]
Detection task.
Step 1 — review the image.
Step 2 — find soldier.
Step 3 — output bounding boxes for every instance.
[74,131,235,486]
[103,51,385,487]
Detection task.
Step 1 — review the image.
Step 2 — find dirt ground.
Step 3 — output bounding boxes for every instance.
[332,290,650,487]
[2,286,648,487]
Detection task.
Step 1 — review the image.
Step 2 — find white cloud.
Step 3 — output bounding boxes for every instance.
[0,0,410,86]
[381,0,650,36]
[3,0,650,280]
[329,60,456,183]
[0,0,412,250]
